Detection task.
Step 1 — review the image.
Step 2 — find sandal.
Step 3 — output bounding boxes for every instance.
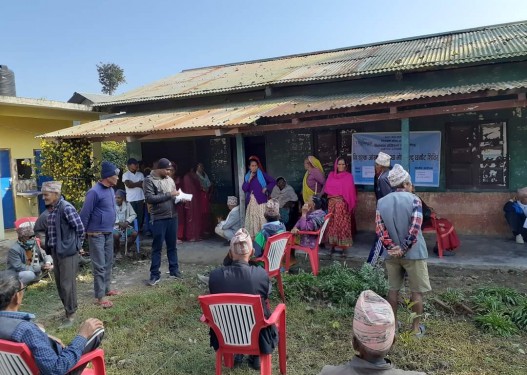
[95,300,113,308]
[106,290,121,296]
[415,324,426,338]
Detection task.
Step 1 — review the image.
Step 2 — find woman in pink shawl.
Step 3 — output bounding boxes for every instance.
[323,156,357,252]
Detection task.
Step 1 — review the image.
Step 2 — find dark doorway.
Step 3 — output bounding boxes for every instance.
[244,136,266,170]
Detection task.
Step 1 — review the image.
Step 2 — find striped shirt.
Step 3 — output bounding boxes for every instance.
[47,198,85,249]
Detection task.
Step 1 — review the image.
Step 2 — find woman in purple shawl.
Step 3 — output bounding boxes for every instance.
[323,156,357,253]
[242,156,276,238]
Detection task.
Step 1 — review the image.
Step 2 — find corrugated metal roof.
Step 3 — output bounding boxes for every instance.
[97,21,527,107]
[40,78,527,139]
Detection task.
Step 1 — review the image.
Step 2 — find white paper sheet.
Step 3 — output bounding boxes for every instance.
[175,189,193,204]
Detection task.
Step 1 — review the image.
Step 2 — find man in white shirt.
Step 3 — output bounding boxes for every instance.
[122,158,145,232]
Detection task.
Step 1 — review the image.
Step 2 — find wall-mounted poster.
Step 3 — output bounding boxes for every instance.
[351,131,441,187]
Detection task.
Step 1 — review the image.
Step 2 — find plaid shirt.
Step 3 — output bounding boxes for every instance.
[47,198,85,249]
[0,311,87,374]
[375,189,423,255]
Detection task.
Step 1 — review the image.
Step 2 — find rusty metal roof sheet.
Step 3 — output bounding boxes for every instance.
[97,21,527,107]
[40,78,527,139]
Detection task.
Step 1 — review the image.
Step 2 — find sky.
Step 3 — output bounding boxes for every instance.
[2,0,527,102]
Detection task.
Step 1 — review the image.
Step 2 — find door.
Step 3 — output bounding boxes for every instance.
[34,149,53,214]
[243,136,266,170]
[1,149,16,229]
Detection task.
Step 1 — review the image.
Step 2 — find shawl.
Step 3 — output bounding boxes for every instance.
[245,155,267,189]
[303,156,324,202]
[271,178,298,208]
[323,158,357,213]
[196,170,211,190]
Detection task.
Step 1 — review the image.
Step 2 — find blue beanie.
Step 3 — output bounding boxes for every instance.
[101,161,119,179]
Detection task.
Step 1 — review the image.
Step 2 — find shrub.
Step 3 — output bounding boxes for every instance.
[510,301,527,330]
[439,288,465,306]
[474,286,525,306]
[474,311,518,337]
[101,141,128,170]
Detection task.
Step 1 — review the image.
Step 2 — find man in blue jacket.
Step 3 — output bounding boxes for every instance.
[80,161,119,309]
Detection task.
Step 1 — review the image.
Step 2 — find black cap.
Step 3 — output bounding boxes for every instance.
[127,158,139,165]
[157,158,171,169]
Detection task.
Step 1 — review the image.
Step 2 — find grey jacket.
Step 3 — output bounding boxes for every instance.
[143,174,177,221]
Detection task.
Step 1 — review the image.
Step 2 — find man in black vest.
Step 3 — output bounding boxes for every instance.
[42,181,85,328]
[0,271,104,375]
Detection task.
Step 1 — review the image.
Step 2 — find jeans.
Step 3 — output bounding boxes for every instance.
[150,217,179,279]
[130,200,145,232]
[18,271,37,285]
[504,202,527,240]
[88,233,114,299]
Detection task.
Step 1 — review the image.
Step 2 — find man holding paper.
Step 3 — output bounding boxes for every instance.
[143,158,182,285]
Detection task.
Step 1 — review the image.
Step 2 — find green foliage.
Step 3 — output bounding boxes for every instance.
[510,300,527,330]
[439,287,465,306]
[474,311,518,337]
[102,141,128,170]
[474,286,524,306]
[96,62,126,95]
[283,262,388,308]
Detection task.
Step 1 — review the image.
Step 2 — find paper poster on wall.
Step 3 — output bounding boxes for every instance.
[351,131,441,187]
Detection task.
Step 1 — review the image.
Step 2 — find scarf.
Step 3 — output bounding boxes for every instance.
[323,158,357,213]
[197,170,211,190]
[303,156,324,202]
[245,168,267,189]
[272,177,298,207]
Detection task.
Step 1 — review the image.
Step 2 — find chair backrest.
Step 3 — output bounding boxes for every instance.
[0,339,39,375]
[262,232,292,273]
[198,293,266,350]
[14,217,39,230]
[318,214,332,245]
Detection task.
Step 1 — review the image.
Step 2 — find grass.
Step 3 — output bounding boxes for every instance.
[20,262,527,375]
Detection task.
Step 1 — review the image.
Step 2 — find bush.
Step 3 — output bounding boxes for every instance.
[510,301,527,330]
[474,311,518,337]
[101,141,128,170]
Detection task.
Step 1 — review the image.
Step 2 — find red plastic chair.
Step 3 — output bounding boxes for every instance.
[198,293,286,375]
[284,213,332,276]
[253,232,292,303]
[0,339,106,374]
[421,212,445,258]
[14,217,39,229]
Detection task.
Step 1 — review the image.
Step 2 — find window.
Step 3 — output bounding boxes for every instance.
[446,121,507,189]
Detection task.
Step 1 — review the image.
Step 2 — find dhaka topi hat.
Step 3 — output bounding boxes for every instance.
[41,181,62,193]
[265,198,280,217]
[157,158,171,169]
[227,196,238,206]
[353,290,395,352]
[127,158,139,165]
[375,152,391,167]
[388,164,411,187]
[101,161,119,179]
[16,225,35,239]
[115,189,126,199]
[230,228,252,255]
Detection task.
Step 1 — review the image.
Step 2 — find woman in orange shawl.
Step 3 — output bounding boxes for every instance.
[323,156,357,252]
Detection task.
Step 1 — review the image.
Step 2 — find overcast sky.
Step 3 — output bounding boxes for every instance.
[2,0,527,101]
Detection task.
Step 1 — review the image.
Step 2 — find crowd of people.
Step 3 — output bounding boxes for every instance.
[7,149,525,375]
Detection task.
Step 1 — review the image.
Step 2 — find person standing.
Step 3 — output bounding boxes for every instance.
[169,161,185,243]
[42,181,85,326]
[144,158,181,285]
[302,156,326,204]
[196,162,213,237]
[323,157,357,254]
[182,165,203,242]
[376,164,431,336]
[122,158,145,233]
[242,156,276,238]
[80,161,119,309]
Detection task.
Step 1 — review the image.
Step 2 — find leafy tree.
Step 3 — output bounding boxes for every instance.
[96,62,126,95]
[102,141,128,170]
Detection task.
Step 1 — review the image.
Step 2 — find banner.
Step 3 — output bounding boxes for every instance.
[351,131,441,187]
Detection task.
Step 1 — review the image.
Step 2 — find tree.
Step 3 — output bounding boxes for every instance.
[96,62,126,95]
[101,141,128,170]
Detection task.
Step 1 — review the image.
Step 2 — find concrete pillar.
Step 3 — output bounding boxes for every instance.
[401,118,410,170]
[235,134,246,224]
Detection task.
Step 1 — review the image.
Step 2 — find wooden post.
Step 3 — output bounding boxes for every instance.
[401,118,410,171]
[235,134,246,224]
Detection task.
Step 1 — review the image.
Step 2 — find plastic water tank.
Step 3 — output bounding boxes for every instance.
[0,65,16,96]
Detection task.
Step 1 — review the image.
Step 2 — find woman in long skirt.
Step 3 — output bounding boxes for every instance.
[323,157,357,252]
[242,156,276,238]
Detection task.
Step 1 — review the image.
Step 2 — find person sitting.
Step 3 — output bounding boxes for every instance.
[253,199,286,258]
[215,196,241,245]
[0,271,105,375]
[208,229,278,371]
[291,196,326,249]
[271,177,298,227]
[318,290,426,375]
[504,187,527,244]
[113,189,138,259]
[7,226,53,286]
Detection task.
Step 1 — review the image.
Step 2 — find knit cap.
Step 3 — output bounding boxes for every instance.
[101,161,119,179]
[388,164,411,187]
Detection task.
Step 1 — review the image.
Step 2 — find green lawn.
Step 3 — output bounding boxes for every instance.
[20,262,527,375]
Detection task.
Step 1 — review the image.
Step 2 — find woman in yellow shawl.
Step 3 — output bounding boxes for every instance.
[302,156,326,203]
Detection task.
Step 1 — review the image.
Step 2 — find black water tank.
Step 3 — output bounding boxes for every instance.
[0,65,16,96]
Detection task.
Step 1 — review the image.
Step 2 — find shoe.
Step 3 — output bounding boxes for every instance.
[197,274,209,284]
[234,354,244,366]
[247,355,261,370]
[58,316,75,329]
[516,234,525,244]
[95,299,113,308]
[168,271,182,279]
[148,277,160,286]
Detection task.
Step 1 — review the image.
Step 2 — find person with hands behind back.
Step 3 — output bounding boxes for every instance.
[375,164,431,338]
